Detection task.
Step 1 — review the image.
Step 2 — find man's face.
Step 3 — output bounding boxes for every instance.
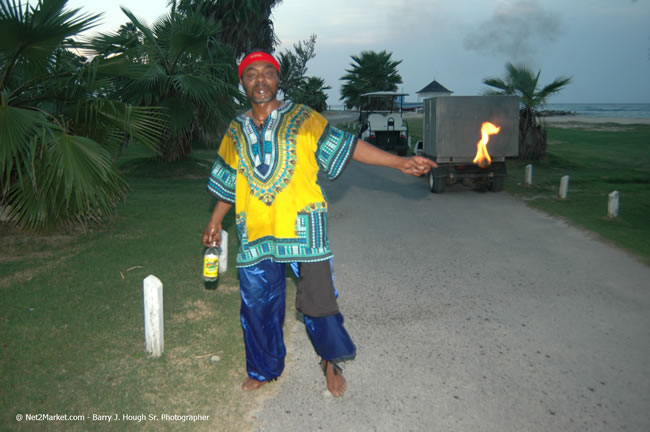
[240,61,280,105]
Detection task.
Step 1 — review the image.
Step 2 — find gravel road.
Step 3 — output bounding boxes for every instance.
[251,162,650,432]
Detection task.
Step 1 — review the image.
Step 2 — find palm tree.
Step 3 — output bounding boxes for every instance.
[292,77,330,112]
[92,5,244,161]
[174,0,283,58]
[277,34,316,98]
[339,50,402,110]
[277,51,303,98]
[273,35,328,112]
[483,62,572,160]
[0,0,164,230]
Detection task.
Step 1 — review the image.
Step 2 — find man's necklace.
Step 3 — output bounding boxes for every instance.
[254,118,265,133]
[251,102,283,133]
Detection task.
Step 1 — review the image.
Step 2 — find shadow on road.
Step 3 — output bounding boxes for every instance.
[324,162,433,204]
[325,162,495,205]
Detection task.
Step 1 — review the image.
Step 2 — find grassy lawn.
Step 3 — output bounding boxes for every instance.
[505,123,650,264]
[0,146,296,431]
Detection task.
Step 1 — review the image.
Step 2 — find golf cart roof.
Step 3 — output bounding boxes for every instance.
[360,91,409,97]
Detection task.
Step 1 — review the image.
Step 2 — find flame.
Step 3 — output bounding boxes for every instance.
[473,122,501,168]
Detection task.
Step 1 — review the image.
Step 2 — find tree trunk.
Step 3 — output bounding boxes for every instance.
[159,133,193,162]
[518,108,547,160]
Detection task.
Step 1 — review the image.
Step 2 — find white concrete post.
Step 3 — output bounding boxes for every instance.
[143,275,164,357]
[218,229,228,274]
[608,191,619,218]
[525,164,533,185]
[559,175,570,199]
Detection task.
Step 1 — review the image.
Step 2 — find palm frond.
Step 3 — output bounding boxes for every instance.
[7,131,127,230]
[171,74,218,105]
[0,103,51,190]
[0,0,101,63]
[120,6,167,66]
[484,62,572,110]
[536,75,573,105]
[161,95,195,134]
[482,77,512,94]
[97,103,166,153]
[168,10,217,55]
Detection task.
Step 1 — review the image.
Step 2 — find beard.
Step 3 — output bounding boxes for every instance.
[247,83,277,104]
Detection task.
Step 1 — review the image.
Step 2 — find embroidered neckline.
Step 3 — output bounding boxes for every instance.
[241,101,287,127]
[234,102,311,206]
[239,102,292,181]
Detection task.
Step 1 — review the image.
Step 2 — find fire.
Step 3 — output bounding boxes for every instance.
[473,121,501,168]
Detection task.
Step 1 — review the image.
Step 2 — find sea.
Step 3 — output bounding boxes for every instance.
[328,103,650,119]
[530,103,650,119]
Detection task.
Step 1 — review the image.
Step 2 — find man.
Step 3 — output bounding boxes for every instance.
[202,51,436,397]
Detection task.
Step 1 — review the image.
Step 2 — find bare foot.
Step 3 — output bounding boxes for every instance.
[241,377,267,391]
[321,360,347,397]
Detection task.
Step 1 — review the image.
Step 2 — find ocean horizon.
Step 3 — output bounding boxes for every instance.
[326,102,650,119]
[545,103,650,119]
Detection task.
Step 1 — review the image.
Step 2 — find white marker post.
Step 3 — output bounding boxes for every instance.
[218,229,228,274]
[608,191,619,218]
[559,175,570,199]
[525,164,533,185]
[143,275,164,357]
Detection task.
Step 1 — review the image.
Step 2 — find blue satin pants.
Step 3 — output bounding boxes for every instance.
[238,259,356,382]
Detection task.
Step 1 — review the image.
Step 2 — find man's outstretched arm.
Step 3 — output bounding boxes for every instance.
[351,138,437,176]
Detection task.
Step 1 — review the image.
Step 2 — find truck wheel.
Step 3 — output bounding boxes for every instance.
[488,175,505,192]
[428,170,446,193]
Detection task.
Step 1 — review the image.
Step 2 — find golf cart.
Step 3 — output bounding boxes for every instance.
[358,91,409,155]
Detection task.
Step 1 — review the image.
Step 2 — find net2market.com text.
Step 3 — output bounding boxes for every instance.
[15,412,210,423]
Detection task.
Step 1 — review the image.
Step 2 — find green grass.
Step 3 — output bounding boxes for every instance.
[405,116,423,144]
[0,146,297,431]
[505,124,650,264]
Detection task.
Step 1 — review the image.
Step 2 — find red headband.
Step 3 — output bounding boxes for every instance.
[238,52,281,79]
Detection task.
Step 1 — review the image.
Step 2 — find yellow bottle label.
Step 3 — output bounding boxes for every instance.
[203,255,219,278]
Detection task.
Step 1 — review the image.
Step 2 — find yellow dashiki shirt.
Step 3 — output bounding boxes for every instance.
[207,102,358,268]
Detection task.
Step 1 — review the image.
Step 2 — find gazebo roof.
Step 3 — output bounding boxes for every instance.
[360,91,409,97]
[416,80,453,94]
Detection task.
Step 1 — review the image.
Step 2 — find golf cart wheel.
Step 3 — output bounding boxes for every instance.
[428,170,445,194]
[488,175,505,192]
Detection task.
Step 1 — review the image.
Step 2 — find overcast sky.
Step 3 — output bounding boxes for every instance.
[68,0,650,105]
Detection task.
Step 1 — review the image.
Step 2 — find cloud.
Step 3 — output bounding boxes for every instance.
[276,0,450,49]
[463,0,563,61]
[386,0,446,36]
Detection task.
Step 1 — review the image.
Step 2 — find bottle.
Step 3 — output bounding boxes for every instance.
[203,242,220,282]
